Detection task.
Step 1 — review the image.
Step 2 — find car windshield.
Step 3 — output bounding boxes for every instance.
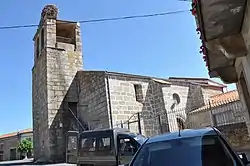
[131,135,236,166]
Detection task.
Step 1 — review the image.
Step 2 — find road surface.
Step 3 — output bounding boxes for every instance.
[1,151,250,165]
[0,159,76,166]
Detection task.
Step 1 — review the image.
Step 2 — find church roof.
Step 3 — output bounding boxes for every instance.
[168,77,226,88]
[77,70,226,88]
[190,90,239,114]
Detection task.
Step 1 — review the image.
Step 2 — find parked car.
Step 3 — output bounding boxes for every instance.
[124,127,250,166]
[66,128,147,166]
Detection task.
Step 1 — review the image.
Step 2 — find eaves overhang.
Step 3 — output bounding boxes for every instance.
[191,0,248,83]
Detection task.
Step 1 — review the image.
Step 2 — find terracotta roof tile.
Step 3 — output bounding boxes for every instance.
[190,90,239,114]
[0,128,32,139]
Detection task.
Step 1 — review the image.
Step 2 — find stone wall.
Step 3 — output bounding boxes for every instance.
[108,73,179,136]
[0,136,19,161]
[188,110,211,128]
[235,0,250,136]
[163,80,223,132]
[188,100,250,149]
[107,73,224,136]
[77,71,110,129]
[202,86,224,103]
[217,122,250,150]
[108,74,150,135]
[188,100,245,128]
[45,39,82,161]
[32,44,48,161]
[162,81,190,132]
[213,101,246,126]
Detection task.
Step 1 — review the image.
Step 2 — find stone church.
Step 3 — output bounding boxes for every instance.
[32,5,227,162]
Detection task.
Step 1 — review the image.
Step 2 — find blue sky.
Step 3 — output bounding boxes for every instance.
[0,0,235,134]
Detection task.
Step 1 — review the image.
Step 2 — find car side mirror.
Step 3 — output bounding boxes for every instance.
[239,153,250,165]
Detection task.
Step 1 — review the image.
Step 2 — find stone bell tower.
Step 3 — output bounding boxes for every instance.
[32,4,83,162]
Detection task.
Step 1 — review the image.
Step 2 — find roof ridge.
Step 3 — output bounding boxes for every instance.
[211,90,237,99]
[0,128,33,139]
[190,90,239,114]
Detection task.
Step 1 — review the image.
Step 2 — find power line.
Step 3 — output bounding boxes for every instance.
[178,0,192,2]
[0,9,189,30]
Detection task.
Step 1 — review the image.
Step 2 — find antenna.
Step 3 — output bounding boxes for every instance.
[178,127,181,137]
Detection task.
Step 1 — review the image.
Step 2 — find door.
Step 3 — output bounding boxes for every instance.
[66,131,79,164]
[9,148,16,160]
[117,134,139,165]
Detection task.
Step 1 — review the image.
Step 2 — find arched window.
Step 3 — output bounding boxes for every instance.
[173,93,181,105]
[171,93,181,110]
[176,117,185,130]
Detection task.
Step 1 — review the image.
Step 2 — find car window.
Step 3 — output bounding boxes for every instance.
[67,136,77,150]
[79,133,114,157]
[119,137,138,156]
[131,135,237,166]
[81,137,112,152]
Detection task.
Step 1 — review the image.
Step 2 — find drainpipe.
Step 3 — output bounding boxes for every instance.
[105,71,113,129]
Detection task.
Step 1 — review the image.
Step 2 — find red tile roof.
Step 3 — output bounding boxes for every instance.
[0,128,32,139]
[211,90,239,104]
[190,90,239,114]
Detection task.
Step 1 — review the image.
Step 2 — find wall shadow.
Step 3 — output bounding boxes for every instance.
[141,80,170,136]
[185,84,205,128]
[46,76,88,163]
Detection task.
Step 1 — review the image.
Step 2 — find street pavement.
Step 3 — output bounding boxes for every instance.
[1,150,250,165]
[0,159,76,166]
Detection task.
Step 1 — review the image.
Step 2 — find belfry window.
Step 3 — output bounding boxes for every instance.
[36,37,40,58]
[40,28,44,50]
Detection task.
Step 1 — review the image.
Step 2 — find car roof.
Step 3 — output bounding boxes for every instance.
[146,127,218,144]
[80,127,130,134]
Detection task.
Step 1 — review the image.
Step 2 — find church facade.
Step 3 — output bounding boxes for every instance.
[32,5,226,162]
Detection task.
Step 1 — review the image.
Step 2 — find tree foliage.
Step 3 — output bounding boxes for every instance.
[17,138,32,153]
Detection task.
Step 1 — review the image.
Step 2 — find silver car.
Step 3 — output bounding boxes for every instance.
[125,127,249,166]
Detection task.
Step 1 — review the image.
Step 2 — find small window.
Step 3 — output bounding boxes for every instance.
[134,84,143,102]
[171,93,181,110]
[173,93,180,105]
[36,37,40,58]
[40,28,44,50]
